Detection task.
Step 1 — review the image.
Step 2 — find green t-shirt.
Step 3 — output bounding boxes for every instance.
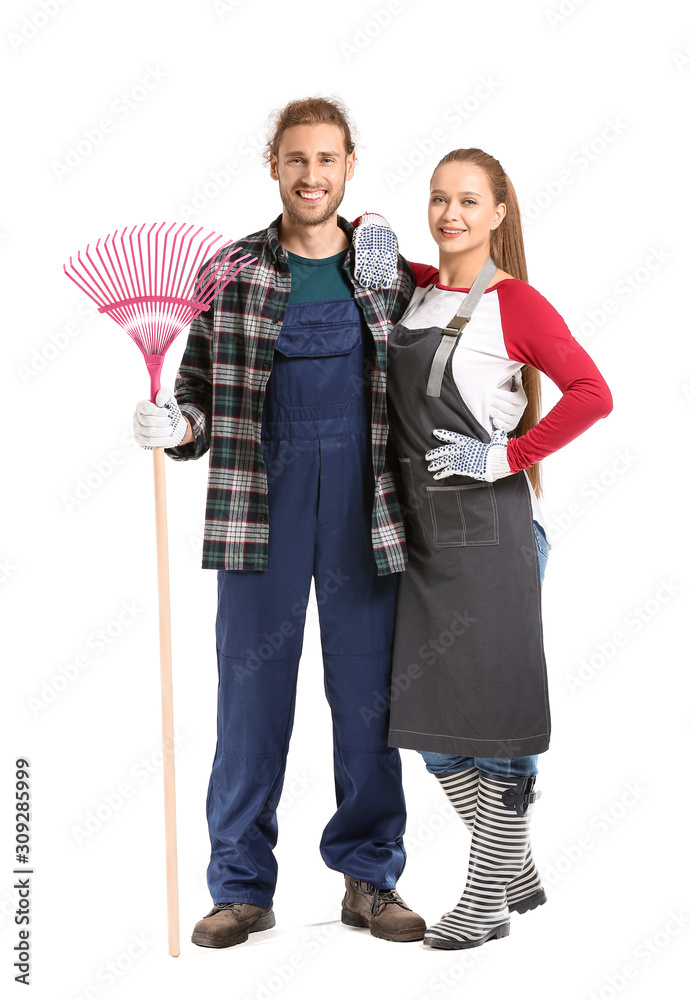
[286,249,353,304]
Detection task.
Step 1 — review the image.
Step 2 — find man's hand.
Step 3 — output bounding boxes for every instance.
[352,213,398,290]
[133,387,190,449]
[490,369,527,431]
[426,428,512,482]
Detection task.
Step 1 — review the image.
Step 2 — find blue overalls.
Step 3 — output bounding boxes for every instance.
[205,280,407,908]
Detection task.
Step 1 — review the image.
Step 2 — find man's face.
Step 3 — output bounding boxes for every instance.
[270,123,355,227]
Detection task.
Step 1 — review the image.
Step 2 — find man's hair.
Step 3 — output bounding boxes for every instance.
[263,96,357,166]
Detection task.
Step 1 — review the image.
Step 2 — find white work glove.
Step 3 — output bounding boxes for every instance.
[426,428,512,482]
[133,386,188,449]
[352,213,398,290]
[490,369,528,431]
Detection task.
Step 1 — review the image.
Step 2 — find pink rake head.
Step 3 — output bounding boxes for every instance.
[63,222,257,401]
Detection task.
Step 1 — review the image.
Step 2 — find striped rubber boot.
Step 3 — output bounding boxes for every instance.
[424,772,540,950]
[436,767,546,914]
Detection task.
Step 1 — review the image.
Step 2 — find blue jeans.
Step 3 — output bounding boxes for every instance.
[419,520,550,779]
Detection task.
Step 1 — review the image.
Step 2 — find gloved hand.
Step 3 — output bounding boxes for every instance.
[133,387,188,449]
[352,213,398,290]
[490,369,527,431]
[426,428,512,482]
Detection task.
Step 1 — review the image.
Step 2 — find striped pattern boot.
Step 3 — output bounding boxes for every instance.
[425,772,541,950]
[436,767,546,913]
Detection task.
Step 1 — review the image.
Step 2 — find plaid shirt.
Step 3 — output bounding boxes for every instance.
[167,214,415,574]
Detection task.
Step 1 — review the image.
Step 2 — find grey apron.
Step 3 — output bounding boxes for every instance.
[386,258,550,757]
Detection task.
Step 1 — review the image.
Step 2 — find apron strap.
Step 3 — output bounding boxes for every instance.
[426,255,498,397]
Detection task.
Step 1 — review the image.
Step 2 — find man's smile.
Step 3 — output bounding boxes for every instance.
[296,189,328,202]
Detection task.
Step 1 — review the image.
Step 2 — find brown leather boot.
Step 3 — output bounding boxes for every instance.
[191,902,275,948]
[341,876,426,942]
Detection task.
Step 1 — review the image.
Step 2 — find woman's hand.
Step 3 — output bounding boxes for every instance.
[352,213,399,290]
[426,428,512,482]
[490,369,527,431]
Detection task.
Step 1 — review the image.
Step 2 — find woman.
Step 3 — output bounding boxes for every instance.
[355,148,613,950]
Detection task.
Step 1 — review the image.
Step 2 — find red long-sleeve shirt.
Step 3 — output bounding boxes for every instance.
[407,263,613,471]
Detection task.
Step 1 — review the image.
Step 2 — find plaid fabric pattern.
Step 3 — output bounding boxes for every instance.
[167,215,415,574]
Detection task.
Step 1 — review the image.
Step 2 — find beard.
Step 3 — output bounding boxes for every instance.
[278,171,347,227]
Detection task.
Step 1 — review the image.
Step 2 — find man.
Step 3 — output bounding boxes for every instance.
[133,96,525,949]
[134,97,423,948]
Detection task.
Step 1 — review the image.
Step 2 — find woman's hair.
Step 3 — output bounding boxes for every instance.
[434,148,543,498]
[263,96,357,167]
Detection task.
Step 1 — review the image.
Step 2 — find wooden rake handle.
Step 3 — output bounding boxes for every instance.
[152,446,180,957]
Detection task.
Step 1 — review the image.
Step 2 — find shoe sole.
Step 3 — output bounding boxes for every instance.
[341,907,425,942]
[191,910,276,949]
[509,888,547,914]
[424,922,510,950]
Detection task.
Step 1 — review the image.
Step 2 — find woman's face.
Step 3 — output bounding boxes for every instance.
[428,162,505,258]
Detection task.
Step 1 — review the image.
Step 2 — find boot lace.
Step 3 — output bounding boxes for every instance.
[358,881,410,917]
[211,902,242,914]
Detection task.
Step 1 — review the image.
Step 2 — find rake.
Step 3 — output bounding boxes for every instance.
[64,222,256,957]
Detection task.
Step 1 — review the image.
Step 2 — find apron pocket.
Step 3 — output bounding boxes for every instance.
[427,482,499,547]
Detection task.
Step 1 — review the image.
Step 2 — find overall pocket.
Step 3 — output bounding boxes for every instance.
[273,327,361,411]
[427,482,499,547]
[272,299,365,413]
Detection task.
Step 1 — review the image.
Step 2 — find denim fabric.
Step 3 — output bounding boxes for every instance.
[206,298,406,908]
[419,520,550,779]
[533,519,550,584]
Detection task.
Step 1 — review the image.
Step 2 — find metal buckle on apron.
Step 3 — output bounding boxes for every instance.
[426,255,498,397]
[442,315,470,336]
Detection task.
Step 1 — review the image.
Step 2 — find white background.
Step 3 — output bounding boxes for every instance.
[3,0,690,998]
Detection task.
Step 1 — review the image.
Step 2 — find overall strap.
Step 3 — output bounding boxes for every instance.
[426,255,498,397]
